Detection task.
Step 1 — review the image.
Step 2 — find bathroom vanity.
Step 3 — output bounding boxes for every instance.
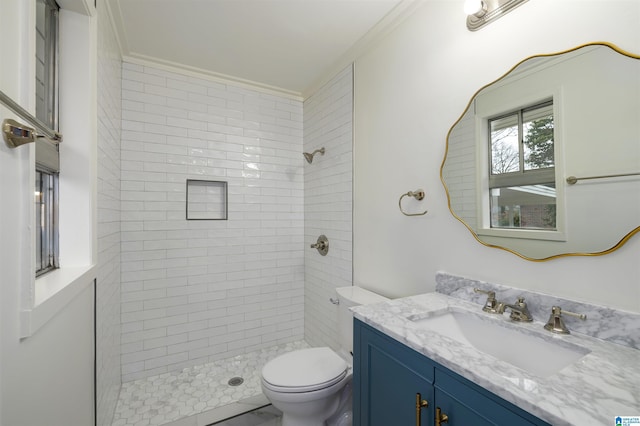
[351,291,640,425]
[353,319,549,425]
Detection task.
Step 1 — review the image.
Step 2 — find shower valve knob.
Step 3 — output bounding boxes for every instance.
[311,235,329,256]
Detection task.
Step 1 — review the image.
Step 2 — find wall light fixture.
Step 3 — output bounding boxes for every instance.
[464,0,528,31]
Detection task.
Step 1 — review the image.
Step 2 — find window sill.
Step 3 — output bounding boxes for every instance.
[20,265,96,338]
[476,227,566,241]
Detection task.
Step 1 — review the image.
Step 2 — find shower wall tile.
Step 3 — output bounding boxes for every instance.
[303,66,354,350]
[96,1,123,425]
[121,61,304,381]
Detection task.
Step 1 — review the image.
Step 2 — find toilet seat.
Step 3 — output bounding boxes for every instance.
[262,347,348,393]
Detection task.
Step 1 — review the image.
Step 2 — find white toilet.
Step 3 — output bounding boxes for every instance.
[261,286,388,426]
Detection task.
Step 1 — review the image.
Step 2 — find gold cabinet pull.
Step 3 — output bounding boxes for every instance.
[415,393,429,425]
[436,407,449,426]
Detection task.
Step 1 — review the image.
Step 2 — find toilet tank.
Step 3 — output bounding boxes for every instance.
[335,286,388,355]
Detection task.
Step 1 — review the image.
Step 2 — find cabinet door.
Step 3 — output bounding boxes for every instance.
[354,320,435,426]
[434,369,551,426]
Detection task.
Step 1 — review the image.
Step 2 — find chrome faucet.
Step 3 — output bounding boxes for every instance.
[544,306,586,334]
[496,297,533,322]
[473,289,533,322]
[473,288,500,313]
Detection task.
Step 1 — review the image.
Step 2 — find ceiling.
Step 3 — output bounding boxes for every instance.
[107,0,416,98]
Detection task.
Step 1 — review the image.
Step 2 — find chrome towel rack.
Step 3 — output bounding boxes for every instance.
[566,172,640,185]
[0,89,62,148]
[399,189,428,216]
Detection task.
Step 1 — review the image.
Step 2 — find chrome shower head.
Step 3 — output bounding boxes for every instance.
[303,147,325,164]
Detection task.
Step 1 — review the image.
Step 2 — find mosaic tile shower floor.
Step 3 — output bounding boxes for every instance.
[112,341,308,426]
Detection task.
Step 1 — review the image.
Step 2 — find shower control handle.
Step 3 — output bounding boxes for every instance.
[311,235,329,256]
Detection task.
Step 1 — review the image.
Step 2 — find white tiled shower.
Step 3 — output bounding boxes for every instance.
[303,66,354,351]
[96,4,355,420]
[119,61,306,382]
[97,3,123,425]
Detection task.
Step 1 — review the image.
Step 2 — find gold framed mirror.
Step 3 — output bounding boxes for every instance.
[441,42,640,261]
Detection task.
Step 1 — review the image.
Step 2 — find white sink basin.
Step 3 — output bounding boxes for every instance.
[408,309,590,378]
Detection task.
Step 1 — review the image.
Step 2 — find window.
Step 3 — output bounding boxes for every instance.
[36,0,59,129]
[35,0,60,275]
[35,170,58,275]
[488,101,556,230]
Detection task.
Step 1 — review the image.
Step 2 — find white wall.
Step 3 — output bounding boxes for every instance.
[354,0,640,311]
[1,3,97,424]
[96,0,123,424]
[2,286,95,426]
[0,7,32,422]
[120,61,305,381]
[303,65,354,349]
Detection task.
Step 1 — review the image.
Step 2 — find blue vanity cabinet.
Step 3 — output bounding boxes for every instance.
[353,319,551,426]
[433,368,551,425]
[353,318,435,425]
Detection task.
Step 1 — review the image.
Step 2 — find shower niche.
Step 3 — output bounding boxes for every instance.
[186,179,228,220]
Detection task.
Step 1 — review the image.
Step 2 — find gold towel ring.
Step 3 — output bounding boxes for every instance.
[399,189,428,216]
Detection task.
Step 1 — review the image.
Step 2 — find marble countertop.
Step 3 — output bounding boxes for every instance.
[352,293,640,426]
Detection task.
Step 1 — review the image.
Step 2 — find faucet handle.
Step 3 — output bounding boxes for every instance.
[561,307,587,320]
[473,288,499,313]
[473,288,495,297]
[544,306,586,334]
[508,297,533,322]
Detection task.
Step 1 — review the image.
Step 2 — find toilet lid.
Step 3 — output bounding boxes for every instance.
[262,347,348,393]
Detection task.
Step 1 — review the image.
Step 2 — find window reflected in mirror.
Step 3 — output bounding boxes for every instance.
[488,101,556,230]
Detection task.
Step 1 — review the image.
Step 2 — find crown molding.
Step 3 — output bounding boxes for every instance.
[302,0,425,99]
[101,0,125,57]
[104,0,423,101]
[122,53,304,101]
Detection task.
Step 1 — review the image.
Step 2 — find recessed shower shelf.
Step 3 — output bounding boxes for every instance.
[186,179,228,220]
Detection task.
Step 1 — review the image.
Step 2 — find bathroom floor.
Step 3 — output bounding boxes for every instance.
[211,405,282,426]
[112,340,307,426]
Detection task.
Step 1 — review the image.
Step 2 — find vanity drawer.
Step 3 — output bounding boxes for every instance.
[434,368,551,426]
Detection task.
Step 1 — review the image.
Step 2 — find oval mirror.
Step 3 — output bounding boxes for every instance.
[441,42,640,261]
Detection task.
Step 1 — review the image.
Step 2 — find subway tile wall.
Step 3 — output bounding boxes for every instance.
[303,66,354,349]
[120,62,305,381]
[96,1,122,425]
[444,108,476,226]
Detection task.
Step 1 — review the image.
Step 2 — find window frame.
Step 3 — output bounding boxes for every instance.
[35,0,60,276]
[474,91,566,242]
[21,0,97,339]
